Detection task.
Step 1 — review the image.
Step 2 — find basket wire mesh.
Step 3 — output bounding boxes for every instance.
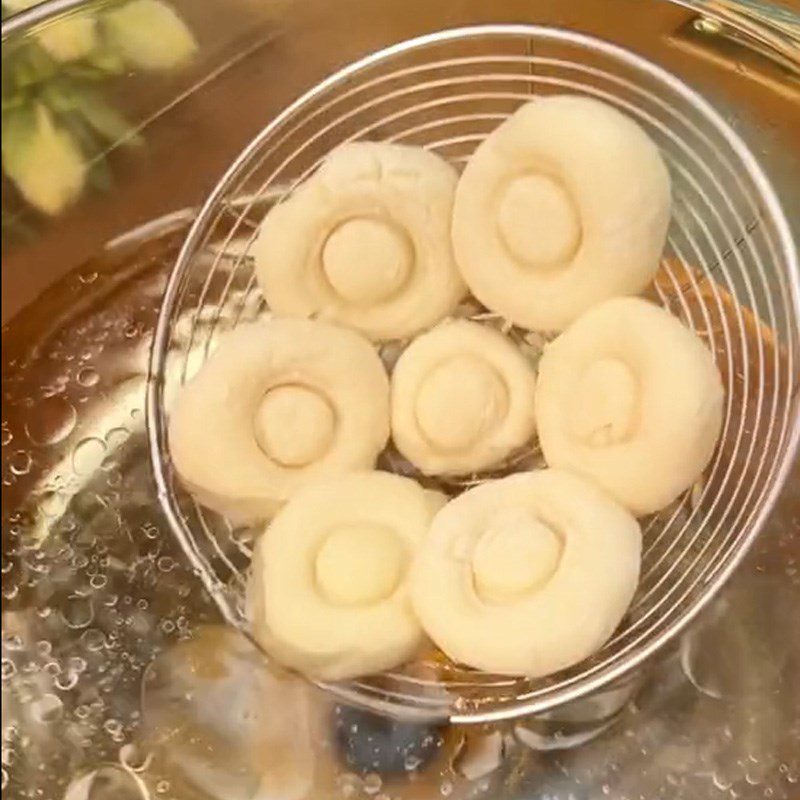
[147,25,800,722]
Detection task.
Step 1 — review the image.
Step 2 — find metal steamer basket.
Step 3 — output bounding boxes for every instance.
[147,25,800,723]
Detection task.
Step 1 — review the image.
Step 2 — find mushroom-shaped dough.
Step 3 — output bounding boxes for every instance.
[248,472,442,680]
[168,318,390,524]
[452,95,671,331]
[535,297,724,515]
[411,469,641,676]
[391,320,537,475]
[254,142,466,341]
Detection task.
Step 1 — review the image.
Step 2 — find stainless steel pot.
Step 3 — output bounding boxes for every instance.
[2,1,799,798]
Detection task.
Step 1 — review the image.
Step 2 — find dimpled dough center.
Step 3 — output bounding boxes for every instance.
[254,385,336,467]
[471,507,562,604]
[571,358,638,447]
[315,523,406,606]
[414,356,507,452]
[496,174,581,269]
[322,217,412,305]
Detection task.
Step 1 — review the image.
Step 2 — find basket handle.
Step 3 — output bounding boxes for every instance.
[670,0,800,77]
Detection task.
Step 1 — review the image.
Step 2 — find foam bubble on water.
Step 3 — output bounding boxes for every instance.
[76,368,100,388]
[24,397,78,447]
[31,693,64,724]
[71,438,107,477]
[9,450,32,476]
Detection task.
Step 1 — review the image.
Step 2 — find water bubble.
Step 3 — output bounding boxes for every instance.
[105,468,123,487]
[44,660,62,677]
[36,640,52,657]
[712,774,733,791]
[63,765,148,800]
[76,367,100,388]
[31,693,64,724]
[81,629,105,652]
[142,524,159,540]
[363,774,382,795]
[2,585,19,601]
[55,671,80,691]
[118,743,152,773]
[105,427,129,449]
[90,575,108,590]
[157,557,176,573]
[61,596,95,629]
[337,773,362,798]
[1,660,16,681]
[3,635,23,651]
[24,396,77,446]
[9,450,32,476]
[72,553,90,570]
[103,718,123,737]
[1,425,12,446]
[69,656,88,674]
[404,754,422,771]
[78,271,99,284]
[72,438,107,476]
[156,779,170,793]
[440,779,454,796]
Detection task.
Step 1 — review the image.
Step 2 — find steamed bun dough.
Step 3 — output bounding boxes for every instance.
[254,142,466,341]
[452,95,671,331]
[391,320,538,474]
[411,469,641,676]
[248,472,443,680]
[536,297,724,515]
[168,318,389,524]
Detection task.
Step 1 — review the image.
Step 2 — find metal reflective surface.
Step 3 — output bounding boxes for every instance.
[2,0,799,798]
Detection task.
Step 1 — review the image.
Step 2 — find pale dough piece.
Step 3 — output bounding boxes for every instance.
[391,320,537,475]
[411,469,641,677]
[535,297,724,515]
[168,318,390,524]
[254,142,466,341]
[248,472,441,680]
[452,95,671,331]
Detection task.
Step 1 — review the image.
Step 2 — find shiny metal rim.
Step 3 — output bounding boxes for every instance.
[146,24,800,723]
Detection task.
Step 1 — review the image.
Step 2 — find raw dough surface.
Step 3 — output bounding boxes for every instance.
[254,142,466,341]
[249,472,441,680]
[391,320,537,474]
[452,95,671,331]
[535,297,724,514]
[168,318,390,523]
[411,469,641,676]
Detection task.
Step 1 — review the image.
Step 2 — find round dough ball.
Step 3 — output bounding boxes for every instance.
[254,142,466,341]
[535,297,724,515]
[248,472,441,680]
[168,318,390,524]
[411,469,641,677]
[391,320,537,475]
[452,95,671,331]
